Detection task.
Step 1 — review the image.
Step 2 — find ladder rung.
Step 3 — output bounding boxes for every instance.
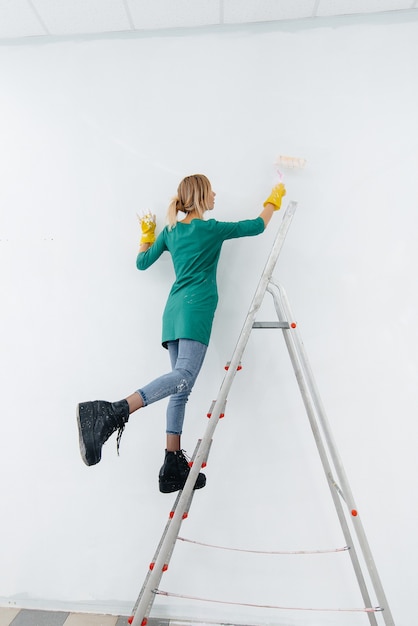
[224,361,242,370]
[253,321,290,329]
[188,439,212,469]
[207,400,226,418]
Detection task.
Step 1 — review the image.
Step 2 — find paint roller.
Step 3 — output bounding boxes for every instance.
[275,154,307,179]
[274,154,307,188]
[263,155,306,209]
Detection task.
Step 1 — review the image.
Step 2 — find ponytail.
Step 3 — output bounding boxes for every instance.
[166,174,212,230]
[167,195,180,230]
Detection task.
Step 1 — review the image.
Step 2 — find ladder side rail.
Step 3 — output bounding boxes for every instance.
[130,489,194,617]
[131,442,204,618]
[131,476,197,624]
[131,203,297,626]
[271,281,367,508]
[270,281,395,626]
[131,448,199,626]
[267,282,379,626]
[190,201,297,475]
[269,283,394,626]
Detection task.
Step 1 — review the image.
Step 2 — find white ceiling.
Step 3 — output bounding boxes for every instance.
[0,0,417,41]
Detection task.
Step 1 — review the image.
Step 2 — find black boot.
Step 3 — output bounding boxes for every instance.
[77,400,129,466]
[159,450,206,493]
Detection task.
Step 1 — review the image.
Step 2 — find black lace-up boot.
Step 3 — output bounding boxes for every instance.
[77,400,129,466]
[159,450,206,493]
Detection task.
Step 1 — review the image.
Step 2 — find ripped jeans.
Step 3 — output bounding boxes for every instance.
[137,339,207,435]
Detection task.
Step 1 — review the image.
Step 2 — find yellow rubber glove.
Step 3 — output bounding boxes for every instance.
[263,183,286,210]
[138,212,156,245]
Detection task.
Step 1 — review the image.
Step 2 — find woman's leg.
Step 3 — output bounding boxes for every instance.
[134,339,207,412]
[77,339,207,472]
[125,392,143,413]
[164,339,207,445]
[126,338,207,451]
[159,339,208,493]
[166,341,181,452]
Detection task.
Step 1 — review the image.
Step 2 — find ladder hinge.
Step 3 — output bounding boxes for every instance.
[252,321,290,329]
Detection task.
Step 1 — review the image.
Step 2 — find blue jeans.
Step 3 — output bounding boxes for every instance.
[137,339,207,435]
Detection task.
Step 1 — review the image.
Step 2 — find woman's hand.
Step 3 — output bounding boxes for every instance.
[259,183,286,227]
[263,183,286,210]
[137,212,156,250]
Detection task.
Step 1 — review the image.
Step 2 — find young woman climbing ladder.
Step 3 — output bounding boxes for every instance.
[77,174,286,493]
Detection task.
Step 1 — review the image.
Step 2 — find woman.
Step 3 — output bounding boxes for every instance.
[77,174,286,493]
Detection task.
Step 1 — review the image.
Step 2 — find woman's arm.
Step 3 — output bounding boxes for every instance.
[136,231,167,270]
[259,203,275,228]
[137,213,156,252]
[260,184,286,227]
[136,213,165,267]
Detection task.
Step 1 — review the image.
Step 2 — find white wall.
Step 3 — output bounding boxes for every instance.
[1,11,417,626]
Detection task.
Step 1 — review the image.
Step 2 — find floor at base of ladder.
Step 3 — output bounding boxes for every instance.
[0,608,180,626]
[2,608,257,626]
[0,610,253,626]
[0,607,132,626]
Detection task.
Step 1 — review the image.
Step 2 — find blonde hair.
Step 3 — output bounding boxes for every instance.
[167,174,212,229]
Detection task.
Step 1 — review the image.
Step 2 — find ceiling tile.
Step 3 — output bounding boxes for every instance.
[126,0,221,30]
[223,0,317,24]
[32,0,132,35]
[0,0,46,38]
[0,0,417,42]
[317,0,414,17]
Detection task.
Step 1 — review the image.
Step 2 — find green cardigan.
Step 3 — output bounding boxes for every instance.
[137,217,265,348]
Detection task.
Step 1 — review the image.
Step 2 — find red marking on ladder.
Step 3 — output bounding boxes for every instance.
[149,562,155,570]
[224,364,242,370]
[291,322,297,328]
[189,460,207,469]
[162,564,168,571]
[170,510,188,520]
[351,509,358,517]
[128,618,147,626]
[207,412,225,418]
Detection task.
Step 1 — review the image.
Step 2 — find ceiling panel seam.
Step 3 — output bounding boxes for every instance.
[28,0,50,35]
[122,0,135,30]
[312,0,321,18]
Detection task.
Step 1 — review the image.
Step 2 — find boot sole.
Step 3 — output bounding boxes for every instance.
[77,403,99,466]
[159,475,206,493]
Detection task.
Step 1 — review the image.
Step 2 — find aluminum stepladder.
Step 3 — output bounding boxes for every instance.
[130,201,395,626]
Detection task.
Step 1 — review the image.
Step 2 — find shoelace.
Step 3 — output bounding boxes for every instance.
[178,449,192,470]
[116,424,125,455]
